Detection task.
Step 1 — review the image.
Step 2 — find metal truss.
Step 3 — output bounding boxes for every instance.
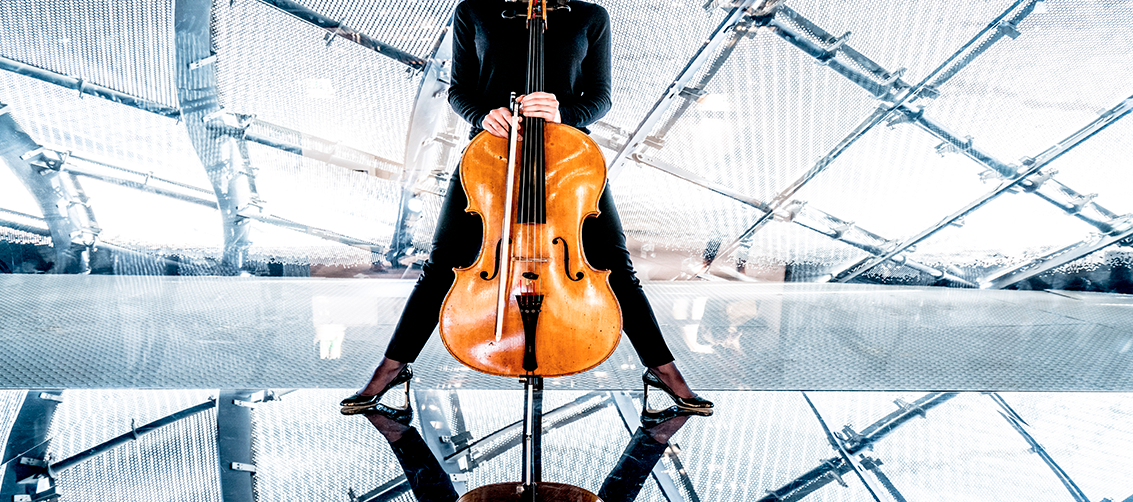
[1,107,97,273]
[693,1,1034,277]
[605,0,765,180]
[758,392,958,502]
[836,95,1133,285]
[801,393,887,501]
[634,152,975,286]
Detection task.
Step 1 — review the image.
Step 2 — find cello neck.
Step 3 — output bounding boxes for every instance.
[517,0,547,224]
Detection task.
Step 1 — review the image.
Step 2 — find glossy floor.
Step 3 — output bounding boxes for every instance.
[3,275,1133,501]
[1,389,1131,501]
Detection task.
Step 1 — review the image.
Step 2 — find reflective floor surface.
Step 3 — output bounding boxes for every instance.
[2,276,1133,391]
[2,388,1132,501]
[3,275,1133,501]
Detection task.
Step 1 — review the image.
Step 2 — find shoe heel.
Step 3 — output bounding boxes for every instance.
[392,378,412,411]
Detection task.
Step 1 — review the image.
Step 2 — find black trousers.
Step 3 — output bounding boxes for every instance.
[384,169,675,368]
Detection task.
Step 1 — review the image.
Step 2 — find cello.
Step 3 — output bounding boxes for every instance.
[439,0,618,499]
[438,0,621,379]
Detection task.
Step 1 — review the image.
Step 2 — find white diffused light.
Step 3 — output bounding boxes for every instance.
[407,197,424,213]
[1035,1,1048,13]
[696,93,730,112]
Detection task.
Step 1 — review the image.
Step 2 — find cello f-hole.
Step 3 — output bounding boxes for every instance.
[552,237,584,281]
[480,238,504,280]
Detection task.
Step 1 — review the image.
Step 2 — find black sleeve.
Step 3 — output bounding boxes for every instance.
[559,5,612,128]
[448,3,490,129]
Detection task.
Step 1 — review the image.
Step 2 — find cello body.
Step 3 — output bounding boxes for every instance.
[438,123,622,377]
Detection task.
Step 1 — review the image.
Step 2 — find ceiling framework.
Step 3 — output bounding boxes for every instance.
[0,0,1130,288]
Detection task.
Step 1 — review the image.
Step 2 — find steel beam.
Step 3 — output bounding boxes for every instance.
[216,390,255,502]
[989,394,1090,502]
[980,216,1133,289]
[836,94,1133,284]
[253,0,427,70]
[606,0,762,180]
[0,56,181,119]
[1,108,97,273]
[176,0,258,274]
[204,113,402,178]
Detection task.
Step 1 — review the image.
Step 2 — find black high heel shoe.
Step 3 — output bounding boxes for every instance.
[642,368,713,416]
[341,364,413,416]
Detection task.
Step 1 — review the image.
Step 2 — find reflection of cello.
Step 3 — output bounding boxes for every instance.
[438,0,621,378]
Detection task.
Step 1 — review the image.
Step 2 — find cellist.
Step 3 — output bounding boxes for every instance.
[341,0,713,418]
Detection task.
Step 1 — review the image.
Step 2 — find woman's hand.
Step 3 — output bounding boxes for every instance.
[480,92,561,139]
[481,107,514,138]
[518,92,561,123]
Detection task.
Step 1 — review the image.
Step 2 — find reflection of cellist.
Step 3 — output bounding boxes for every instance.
[341,0,711,417]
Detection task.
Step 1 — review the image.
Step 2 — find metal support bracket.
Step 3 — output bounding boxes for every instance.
[230,462,257,473]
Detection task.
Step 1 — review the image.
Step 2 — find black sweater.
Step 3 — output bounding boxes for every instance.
[448,0,613,138]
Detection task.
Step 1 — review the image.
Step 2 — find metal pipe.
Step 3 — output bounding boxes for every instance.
[979,217,1133,289]
[253,0,426,70]
[990,395,1090,502]
[61,162,219,209]
[0,56,181,118]
[47,398,216,477]
[206,116,402,178]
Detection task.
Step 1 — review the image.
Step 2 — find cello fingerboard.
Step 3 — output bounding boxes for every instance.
[517,0,546,225]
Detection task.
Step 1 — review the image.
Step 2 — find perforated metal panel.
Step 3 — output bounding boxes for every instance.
[212,0,422,163]
[47,390,221,502]
[0,0,179,107]
[292,0,460,59]
[250,389,411,501]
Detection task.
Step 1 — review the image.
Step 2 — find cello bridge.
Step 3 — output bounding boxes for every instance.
[511,257,550,263]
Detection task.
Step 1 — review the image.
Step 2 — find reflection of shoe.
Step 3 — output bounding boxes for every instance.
[364,403,414,426]
[640,405,697,428]
[341,365,413,415]
[643,368,713,416]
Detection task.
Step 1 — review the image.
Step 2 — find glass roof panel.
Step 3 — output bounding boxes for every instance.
[790,122,993,240]
[645,31,881,204]
[926,0,1133,164]
[0,72,210,189]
